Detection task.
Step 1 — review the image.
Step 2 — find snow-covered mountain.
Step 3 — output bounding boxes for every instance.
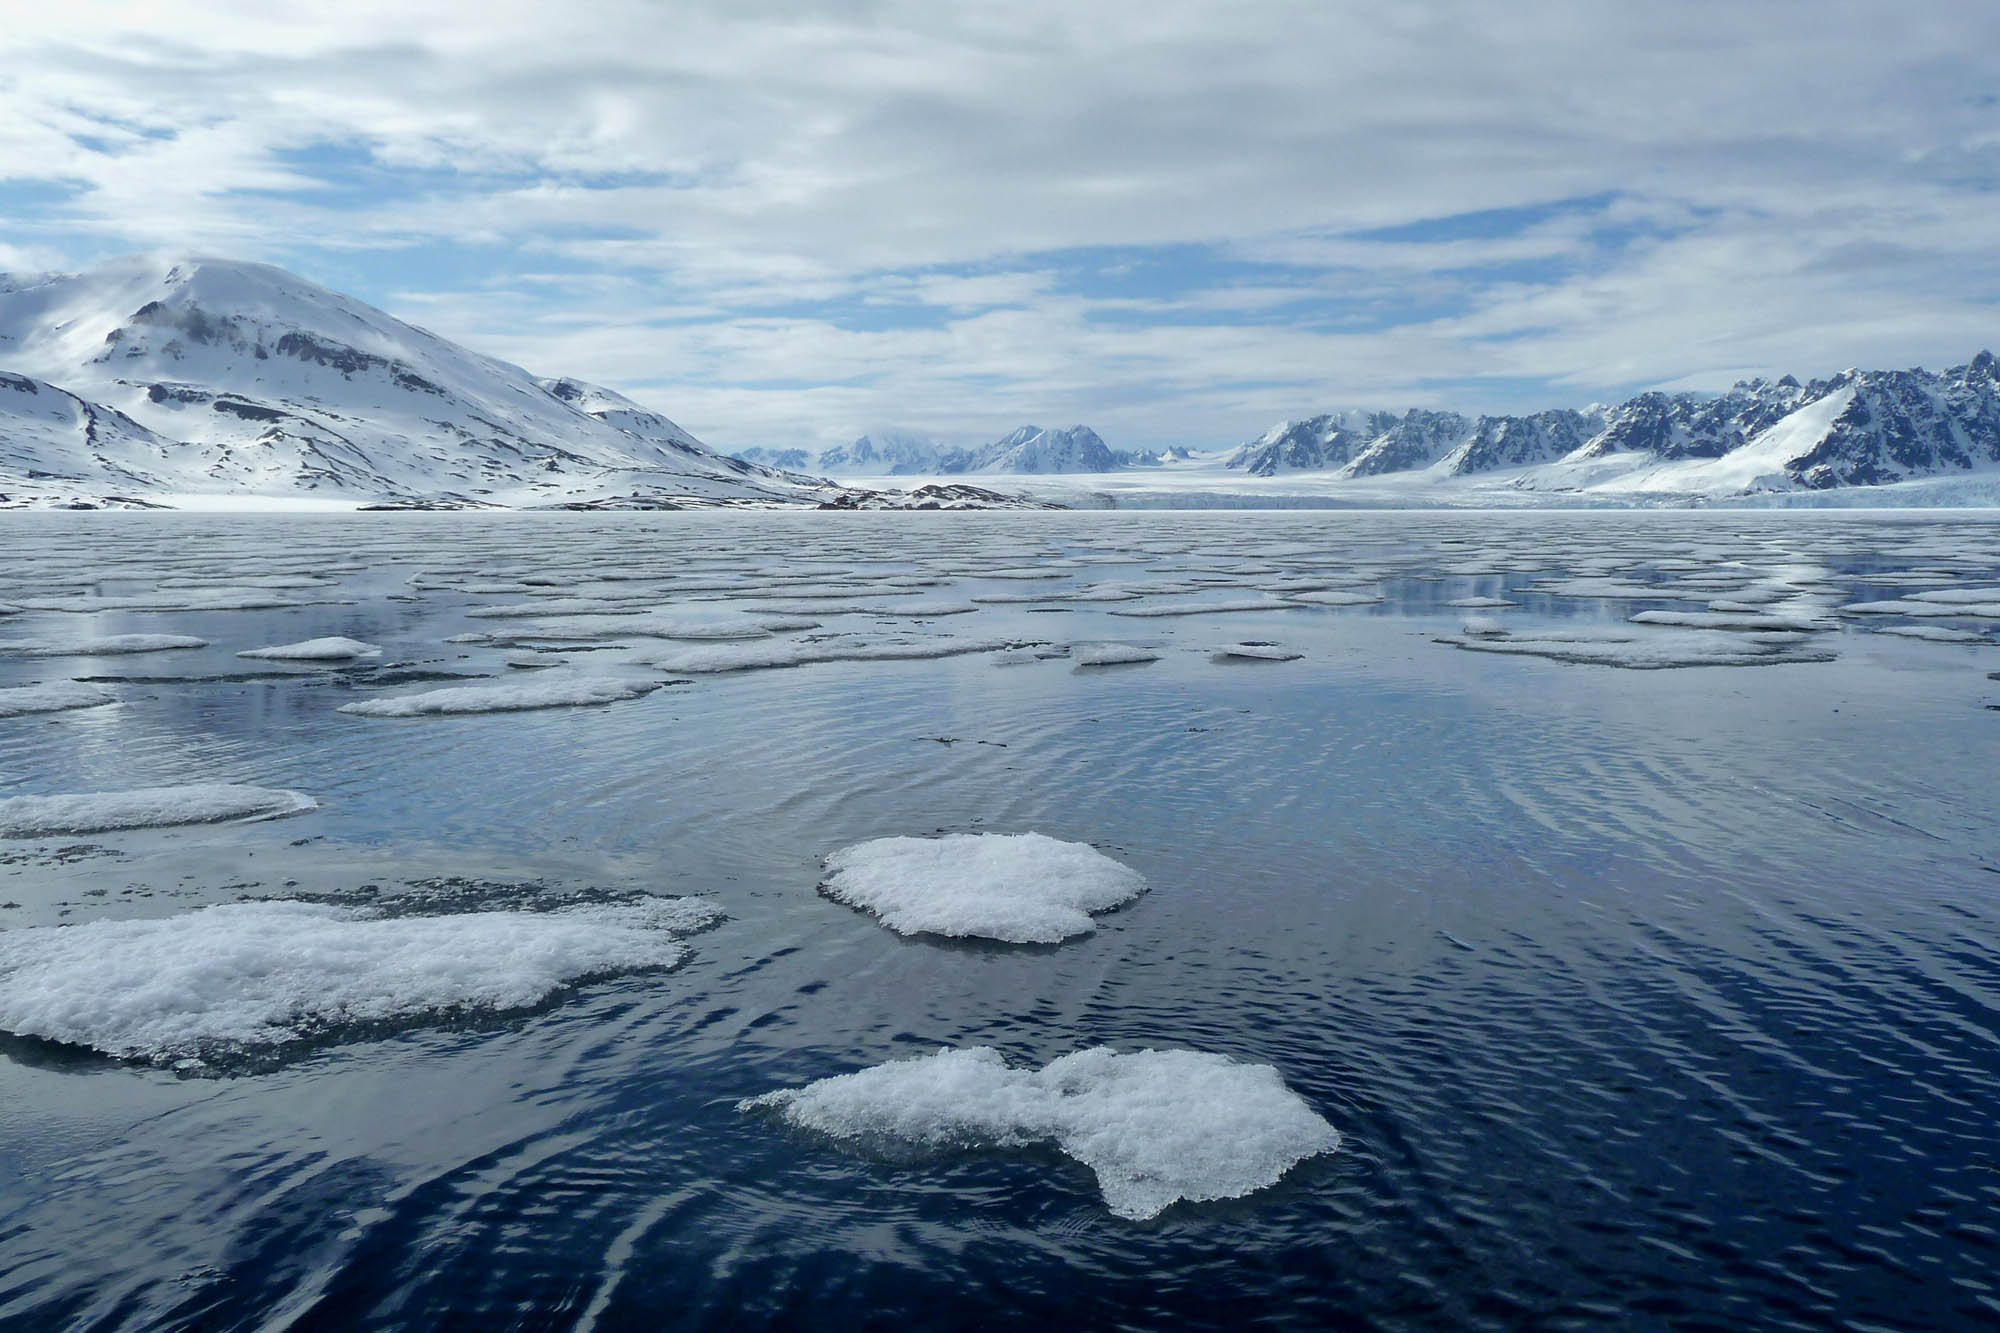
[949,424,1120,474]
[0,255,833,509]
[733,424,1124,476]
[1222,355,2000,497]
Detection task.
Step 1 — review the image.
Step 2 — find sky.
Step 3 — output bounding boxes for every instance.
[2,0,1998,453]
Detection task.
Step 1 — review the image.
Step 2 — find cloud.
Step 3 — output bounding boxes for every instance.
[2,0,1997,448]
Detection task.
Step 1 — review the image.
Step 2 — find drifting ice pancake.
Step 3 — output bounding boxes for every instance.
[237,637,382,661]
[740,1046,1340,1220]
[337,677,657,716]
[0,896,719,1066]
[1108,599,1303,618]
[1074,645,1160,666]
[0,681,117,717]
[650,637,1010,674]
[0,784,316,838]
[1216,644,1302,661]
[821,832,1144,943]
[1446,626,1836,669]
[0,634,208,658]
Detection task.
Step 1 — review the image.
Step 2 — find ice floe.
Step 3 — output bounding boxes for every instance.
[237,637,382,661]
[337,677,657,717]
[649,637,1011,674]
[0,895,719,1067]
[740,1046,1340,1220]
[1444,626,1837,669]
[1074,645,1161,667]
[1872,624,1990,643]
[0,784,316,838]
[820,832,1144,943]
[0,681,117,717]
[1216,643,1303,661]
[1109,599,1304,618]
[1460,615,1509,637]
[0,634,209,658]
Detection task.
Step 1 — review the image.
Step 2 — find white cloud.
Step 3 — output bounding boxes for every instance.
[2,0,1998,447]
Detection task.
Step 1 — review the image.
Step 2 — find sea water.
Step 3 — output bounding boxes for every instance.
[0,509,1996,1330]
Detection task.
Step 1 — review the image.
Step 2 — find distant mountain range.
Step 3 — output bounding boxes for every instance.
[746,354,2000,501]
[0,255,831,509]
[736,424,1167,476]
[1222,355,2000,494]
[5,255,1994,508]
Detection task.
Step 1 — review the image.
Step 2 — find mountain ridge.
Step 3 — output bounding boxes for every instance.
[0,254,834,509]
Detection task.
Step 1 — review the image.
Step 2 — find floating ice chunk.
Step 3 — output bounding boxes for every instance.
[499,611,785,641]
[1460,615,1508,637]
[821,832,1144,943]
[649,637,1011,674]
[740,1046,1339,1220]
[1872,624,1989,643]
[337,677,657,717]
[0,634,208,658]
[1840,598,2000,619]
[0,784,316,838]
[1280,590,1384,607]
[0,681,117,717]
[1445,596,1516,608]
[0,895,720,1066]
[237,637,382,661]
[1074,644,1160,666]
[1444,626,1836,669]
[1629,610,1824,632]
[1109,599,1304,618]
[1216,644,1302,661]
[464,599,635,619]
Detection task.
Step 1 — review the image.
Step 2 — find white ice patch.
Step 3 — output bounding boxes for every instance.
[1216,644,1302,661]
[1280,590,1384,607]
[0,681,117,717]
[0,784,316,838]
[740,1046,1340,1220]
[1109,599,1304,618]
[1074,645,1161,666]
[337,677,657,717]
[0,896,720,1065]
[1872,624,1989,643]
[1445,596,1516,608]
[1841,598,2000,619]
[1460,615,1509,637]
[0,634,208,658]
[1444,626,1836,669]
[1629,610,1826,632]
[237,637,382,661]
[821,832,1144,943]
[649,637,1011,674]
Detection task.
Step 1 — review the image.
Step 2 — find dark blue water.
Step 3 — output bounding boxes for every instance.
[1,511,1997,1330]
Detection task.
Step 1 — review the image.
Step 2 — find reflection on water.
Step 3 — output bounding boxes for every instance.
[2,510,1998,1330]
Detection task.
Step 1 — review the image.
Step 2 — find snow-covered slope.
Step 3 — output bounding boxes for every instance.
[739,425,1126,477]
[0,255,833,509]
[952,424,1121,474]
[1212,353,2000,500]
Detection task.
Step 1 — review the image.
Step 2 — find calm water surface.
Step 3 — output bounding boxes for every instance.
[1,510,1997,1331]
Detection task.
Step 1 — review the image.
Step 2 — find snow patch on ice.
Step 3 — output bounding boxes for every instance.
[0,681,117,717]
[0,895,720,1066]
[740,1046,1340,1219]
[820,832,1144,943]
[237,637,382,661]
[1074,644,1161,666]
[649,637,1011,674]
[337,677,656,717]
[0,784,316,838]
[0,634,208,658]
